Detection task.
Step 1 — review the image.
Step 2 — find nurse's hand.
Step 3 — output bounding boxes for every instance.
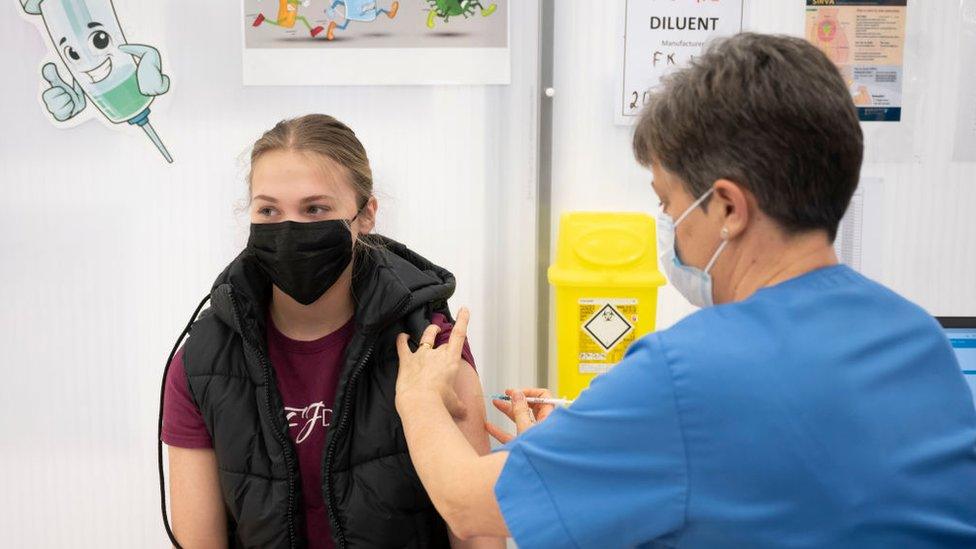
[485,388,555,444]
[395,308,470,419]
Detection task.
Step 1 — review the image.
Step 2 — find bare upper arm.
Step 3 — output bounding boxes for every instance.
[168,446,228,549]
[447,363,508,546]
[452,361,491,455]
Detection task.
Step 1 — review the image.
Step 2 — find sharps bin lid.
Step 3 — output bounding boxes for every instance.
[548,212,666,288]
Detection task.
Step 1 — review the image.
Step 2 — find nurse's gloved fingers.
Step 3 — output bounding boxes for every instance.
[485,421,514,444]
[491,397,513,416]
[447,307,470,356]
[419,323,441,349]
[523,388,556,422]
[491,398,521,427]
[500,388,555,422]
[532,404,554,423]
[509,390,536,434]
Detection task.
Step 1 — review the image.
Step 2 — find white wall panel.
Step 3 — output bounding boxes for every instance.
[0,1,540,546]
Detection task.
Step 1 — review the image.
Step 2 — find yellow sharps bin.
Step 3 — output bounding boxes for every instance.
[547,212,666,400]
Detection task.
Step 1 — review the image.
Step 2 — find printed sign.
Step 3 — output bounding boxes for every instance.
[618,0,744,125]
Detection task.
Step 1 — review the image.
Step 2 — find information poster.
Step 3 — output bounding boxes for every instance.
[618,0,744,125]
[805,0,907,122]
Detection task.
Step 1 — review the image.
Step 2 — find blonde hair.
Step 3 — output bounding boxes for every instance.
[249,114,374,212]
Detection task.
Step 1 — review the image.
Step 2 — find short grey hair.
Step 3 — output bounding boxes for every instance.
[633,33,863,241]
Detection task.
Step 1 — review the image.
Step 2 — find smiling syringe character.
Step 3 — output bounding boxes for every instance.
[21,0,173,163]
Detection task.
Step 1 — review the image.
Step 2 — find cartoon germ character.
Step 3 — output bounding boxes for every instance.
[325,0,399,41]
[20,0,173,162]
[425,0,497,29]
[252,0,325,38]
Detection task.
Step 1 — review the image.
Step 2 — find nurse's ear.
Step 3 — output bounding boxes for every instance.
[712,179,751,240]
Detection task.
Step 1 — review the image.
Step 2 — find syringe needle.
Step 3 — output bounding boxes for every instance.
[141,120,173,163]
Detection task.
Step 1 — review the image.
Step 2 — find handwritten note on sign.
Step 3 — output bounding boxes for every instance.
[618,0,744,125]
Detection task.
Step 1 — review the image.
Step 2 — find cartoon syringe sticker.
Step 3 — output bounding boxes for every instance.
[21,0,173,163]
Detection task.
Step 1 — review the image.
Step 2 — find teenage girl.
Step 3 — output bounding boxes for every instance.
[159,114,501,548]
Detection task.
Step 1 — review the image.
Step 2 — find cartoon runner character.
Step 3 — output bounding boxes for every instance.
[325,1,399,41]
[425,0,496,29]
[253,0,325,38]
[20,0,173,162]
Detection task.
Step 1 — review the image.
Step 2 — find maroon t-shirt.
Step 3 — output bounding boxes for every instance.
[162,312,475,549]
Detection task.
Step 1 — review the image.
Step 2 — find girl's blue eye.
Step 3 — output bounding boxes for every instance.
[307,205,330,215]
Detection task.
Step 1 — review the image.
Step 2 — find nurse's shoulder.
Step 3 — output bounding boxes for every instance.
[646,291,784,377]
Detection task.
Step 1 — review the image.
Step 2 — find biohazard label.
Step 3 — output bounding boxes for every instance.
[578,298,638,374]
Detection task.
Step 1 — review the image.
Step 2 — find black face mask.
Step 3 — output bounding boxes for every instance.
[246,219,354,305]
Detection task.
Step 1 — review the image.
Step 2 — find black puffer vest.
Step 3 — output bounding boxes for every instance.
[171,236,455,548]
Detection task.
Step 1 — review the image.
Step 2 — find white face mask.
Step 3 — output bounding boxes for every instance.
[656,188,729,308]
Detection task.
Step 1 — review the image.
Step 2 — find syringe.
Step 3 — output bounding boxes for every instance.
[488,394,574,406]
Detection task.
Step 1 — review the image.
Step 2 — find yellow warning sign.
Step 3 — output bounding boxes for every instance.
[578,298,638,374]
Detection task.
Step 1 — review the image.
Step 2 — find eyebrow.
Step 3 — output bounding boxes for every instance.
[300,195,334,203]
[252,195,278,203]
[59,37,66,45]
[87,22,103,28]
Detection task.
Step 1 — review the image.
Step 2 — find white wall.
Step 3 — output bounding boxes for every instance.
[0,1,540,546]
[548,0,976,373]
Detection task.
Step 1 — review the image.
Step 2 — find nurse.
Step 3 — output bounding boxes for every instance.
[393,33,976,548]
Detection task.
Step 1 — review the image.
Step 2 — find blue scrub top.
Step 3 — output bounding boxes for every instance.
[495,265,976,548]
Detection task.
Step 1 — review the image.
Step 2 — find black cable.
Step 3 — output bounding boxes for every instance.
[158,293,211,549]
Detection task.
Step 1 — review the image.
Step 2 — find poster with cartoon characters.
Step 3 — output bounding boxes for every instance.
[19,0,173,162]
[242,0,510,85]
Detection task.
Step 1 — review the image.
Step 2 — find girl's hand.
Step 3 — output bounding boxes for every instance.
[485,388,556,444]
[395,308,471,419]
